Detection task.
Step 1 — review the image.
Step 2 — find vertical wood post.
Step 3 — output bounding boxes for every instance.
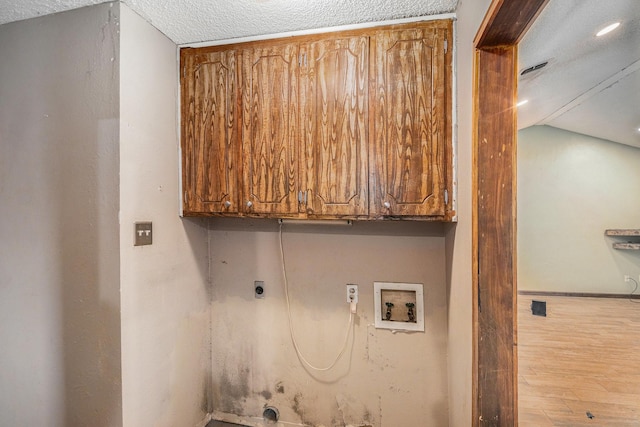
[474,45,518,426]
[472,0,549,425]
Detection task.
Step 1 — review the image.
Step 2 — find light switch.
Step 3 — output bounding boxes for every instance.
[134,222,152,246]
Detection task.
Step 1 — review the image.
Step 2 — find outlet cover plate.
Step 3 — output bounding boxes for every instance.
[346,284,358,303]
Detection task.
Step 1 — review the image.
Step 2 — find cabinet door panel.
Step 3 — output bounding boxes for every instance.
[301,37,369,217]
[241,44,299,215]
[371,26,449,217]
[181,50,239,214]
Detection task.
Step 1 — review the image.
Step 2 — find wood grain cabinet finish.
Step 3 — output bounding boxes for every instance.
[370,21,452,218]
[241,43,301,216]
[181,49,239,215]
[180,20,453,220]
[300,37,369,218]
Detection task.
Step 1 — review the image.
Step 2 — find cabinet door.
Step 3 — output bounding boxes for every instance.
[241,43,300,216]
[300,37,369,218]
[181,49,239,215]
[370,23,451,217]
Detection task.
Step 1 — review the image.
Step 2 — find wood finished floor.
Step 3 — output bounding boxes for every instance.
[518,295,640,426]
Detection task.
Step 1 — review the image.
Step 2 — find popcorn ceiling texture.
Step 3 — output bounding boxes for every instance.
[0,0,457,44]
[0,0,106,24]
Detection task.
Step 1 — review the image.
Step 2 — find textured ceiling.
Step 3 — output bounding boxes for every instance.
[0,0,458,44]
[0,0,104,25]
[518,0,640,148]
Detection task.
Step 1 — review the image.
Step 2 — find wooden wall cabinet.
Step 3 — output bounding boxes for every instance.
[240,36,370,219]
[241,43,300,216]
[370,22,452,219]
[300,36,369,218]
[180,20,453,220]
[181,49,240,215]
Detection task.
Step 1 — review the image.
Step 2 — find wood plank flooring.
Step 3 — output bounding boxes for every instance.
[518,295,640,426]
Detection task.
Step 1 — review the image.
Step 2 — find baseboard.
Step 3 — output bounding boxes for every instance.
[518,290,640,299]
[195,413,213,427]
[211,410,308,427]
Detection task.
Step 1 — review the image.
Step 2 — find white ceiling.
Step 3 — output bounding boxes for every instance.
[0,0,457,44]
[518,0,640,148]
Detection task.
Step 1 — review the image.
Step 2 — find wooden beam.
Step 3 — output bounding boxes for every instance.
[475,0,551,48]
[474,45,519,426]
[472,0,549,426]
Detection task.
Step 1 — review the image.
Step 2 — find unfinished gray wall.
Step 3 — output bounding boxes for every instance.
[209,221,449,426]
[446,1,492,425]
[118,5,212,427]
[0,3,122,426]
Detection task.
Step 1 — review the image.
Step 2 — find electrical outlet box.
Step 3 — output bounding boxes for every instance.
[346,284,358,304]
[531,300,546,317]
[254,281,265,299]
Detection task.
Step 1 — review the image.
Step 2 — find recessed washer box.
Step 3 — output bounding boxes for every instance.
[374,282,424,332]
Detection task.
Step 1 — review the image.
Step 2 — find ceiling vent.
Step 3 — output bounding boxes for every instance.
[520,61,548,76]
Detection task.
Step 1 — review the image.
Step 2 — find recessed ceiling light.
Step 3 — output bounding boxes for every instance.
[596,22,620,37]
[517,99,529,107]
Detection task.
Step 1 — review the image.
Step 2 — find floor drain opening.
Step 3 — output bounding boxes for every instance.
[263,406,279,423]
